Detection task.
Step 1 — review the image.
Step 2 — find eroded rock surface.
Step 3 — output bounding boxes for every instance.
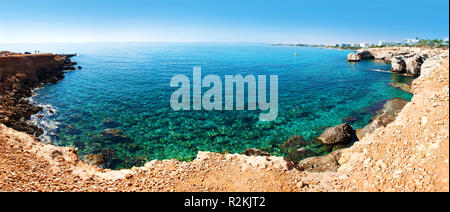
[347,53,360,62]
[391,57,407,73]
[297,150,343,172]
[0,53,76,136]
[348,47,448,76]
[357,98,409,139]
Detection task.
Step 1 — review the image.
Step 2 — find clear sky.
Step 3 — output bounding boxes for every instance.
[0,0,448,44]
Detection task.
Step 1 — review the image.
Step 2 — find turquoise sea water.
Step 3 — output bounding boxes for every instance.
[2,43,414,169]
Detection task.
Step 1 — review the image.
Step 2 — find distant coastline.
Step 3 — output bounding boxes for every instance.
[271,44,359,51]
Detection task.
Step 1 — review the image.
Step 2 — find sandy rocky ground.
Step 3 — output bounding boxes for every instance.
[0,53,448,192]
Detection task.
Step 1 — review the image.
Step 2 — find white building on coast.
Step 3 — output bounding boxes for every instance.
[360,43,371,48]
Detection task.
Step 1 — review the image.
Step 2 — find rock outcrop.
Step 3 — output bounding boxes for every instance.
[317,123,356,145]
[357,98,409,139]
[348,47,448,76]
[337,60,449,191]
[404,55,424,75]
[357,50,375,60]
[391,57,407,73]
[297,150,343,172]
[347,51,374,62]
[0,54,67,87]
[347,53,360,62]
[0,53,76,136]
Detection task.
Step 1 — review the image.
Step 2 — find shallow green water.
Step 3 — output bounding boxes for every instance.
[4,43,414,169]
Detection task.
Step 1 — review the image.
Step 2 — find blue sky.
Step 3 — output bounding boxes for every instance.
[0,0,448,44]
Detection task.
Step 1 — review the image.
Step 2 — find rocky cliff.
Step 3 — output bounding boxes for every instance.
[0,53,75,136]
[0,49,448,192]
[347,47,449,76]
[0,53,68,88]
[336,59,449,191]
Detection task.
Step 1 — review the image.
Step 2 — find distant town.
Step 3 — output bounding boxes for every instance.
[273,37,450,50]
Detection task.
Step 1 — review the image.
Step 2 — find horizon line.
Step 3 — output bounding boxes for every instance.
[1,37,448,46]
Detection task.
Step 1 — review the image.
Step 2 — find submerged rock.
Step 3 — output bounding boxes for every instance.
[377,98,409,117]
[287,147,316,163]
[317,123,356,145]
[342,116,358,125]
[281,135,308,152]
[64,124,80,134]
[103,117,119,128]
[101,128,131,143]
[388,82,412,94]
[101,128,124,137]
[357,98,408,139]
[83,149,116,169]
[69,115,81,122]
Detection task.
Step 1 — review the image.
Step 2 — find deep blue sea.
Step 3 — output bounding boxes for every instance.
[2,43,414,169]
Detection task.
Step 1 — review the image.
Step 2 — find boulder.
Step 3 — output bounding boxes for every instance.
[347,53,360,62]
[391,57,407,73]
[317,123,356,145]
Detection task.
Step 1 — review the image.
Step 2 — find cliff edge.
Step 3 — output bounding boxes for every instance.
[0,53,74,136]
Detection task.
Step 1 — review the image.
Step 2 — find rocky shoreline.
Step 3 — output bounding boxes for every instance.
[0,50,405,169]
[0,47,448,192]
[347,47,449,76]
[0,52,78,137]
[293,47,448,172]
